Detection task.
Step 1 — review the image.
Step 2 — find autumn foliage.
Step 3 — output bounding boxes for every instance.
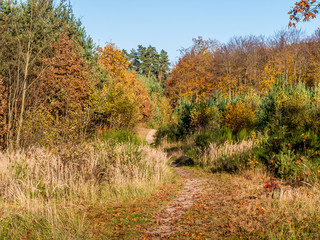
[221,102,256,132]
[166,37,215,105]
[42,33,91,115]
[90,43,152,128]
[22,33,92,145]
[167,30,320,104]
[289,0,319,27]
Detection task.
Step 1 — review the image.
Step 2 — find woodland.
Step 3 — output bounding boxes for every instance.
[1,0,320,239]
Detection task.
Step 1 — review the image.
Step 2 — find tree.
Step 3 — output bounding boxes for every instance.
[0,0,94,148]
[157,50,170,84]
[22,33,91,145]
[125,45,171,83]
[41,33,91,115]
[165,37,217,105]
[92,43,152,128]
[0,76,7,149]
[289,0,319,27]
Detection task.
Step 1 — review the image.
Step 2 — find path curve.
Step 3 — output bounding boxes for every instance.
[146,129,157,144]
[143,165,205,239]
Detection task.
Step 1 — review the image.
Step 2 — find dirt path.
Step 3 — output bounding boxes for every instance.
[143,164,205,239]
[146,129,157,144]
[140,129,205,239]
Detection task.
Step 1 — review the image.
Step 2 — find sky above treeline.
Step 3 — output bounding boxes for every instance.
[70,0,320,64]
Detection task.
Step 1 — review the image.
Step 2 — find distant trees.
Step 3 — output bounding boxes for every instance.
[124,45,170,83]
[166,29,320,106]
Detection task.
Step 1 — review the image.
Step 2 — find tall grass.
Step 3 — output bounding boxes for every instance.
[200,139,256,172]
[0,141,172,238]
[0,141,171,205]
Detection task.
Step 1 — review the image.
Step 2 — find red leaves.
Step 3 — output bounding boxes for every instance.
[263,178,279,192]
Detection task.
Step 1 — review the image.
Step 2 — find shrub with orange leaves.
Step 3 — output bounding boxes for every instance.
[221,102,256,132]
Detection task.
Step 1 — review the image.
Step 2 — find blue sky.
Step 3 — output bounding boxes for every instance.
[70,0,320,64]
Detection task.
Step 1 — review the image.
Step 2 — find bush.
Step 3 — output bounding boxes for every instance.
[194,131,215,150]
[102,129,142,145]
[210,151,251,173]
[256,129,320,184]
[258,82,315,133]
[221,102,256,133]
[154,124,180,145]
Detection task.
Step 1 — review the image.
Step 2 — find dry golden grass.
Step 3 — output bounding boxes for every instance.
[0,141,174,239]
[0,141,172,205]
[200,139,255,167]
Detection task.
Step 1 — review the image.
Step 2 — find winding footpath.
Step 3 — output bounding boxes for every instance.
[145,129,157,144]
[142,129,206,239]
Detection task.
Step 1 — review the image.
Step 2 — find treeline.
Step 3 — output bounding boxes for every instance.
[166,30,320,105]
[0,0,171,149]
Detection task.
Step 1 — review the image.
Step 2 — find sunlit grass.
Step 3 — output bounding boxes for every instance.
[0,141,175,239]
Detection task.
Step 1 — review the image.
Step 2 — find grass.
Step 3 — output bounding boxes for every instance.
[156,135,320,239]
[201,138,256,169]
[0,140,179,239]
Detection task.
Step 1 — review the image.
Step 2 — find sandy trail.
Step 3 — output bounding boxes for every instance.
[143,164,205,239]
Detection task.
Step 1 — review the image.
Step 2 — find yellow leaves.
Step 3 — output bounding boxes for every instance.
[221,102,256,132]
[94,43,152,127]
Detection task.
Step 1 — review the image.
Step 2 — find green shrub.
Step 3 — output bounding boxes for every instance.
[194,131,215,150]
[213,127,234,144]
[210,151,250,174]
[154,124,179,145]
[258,82,315,133]
[256,128,320,184]
[102,129,142,145]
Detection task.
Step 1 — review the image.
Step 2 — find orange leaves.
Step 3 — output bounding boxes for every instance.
[98,43,129,79]
[166,38,215,105]
[42,33,91,114]
[289,0,319,26]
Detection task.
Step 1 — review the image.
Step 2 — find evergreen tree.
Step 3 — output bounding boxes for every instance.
[125,45,170,83]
